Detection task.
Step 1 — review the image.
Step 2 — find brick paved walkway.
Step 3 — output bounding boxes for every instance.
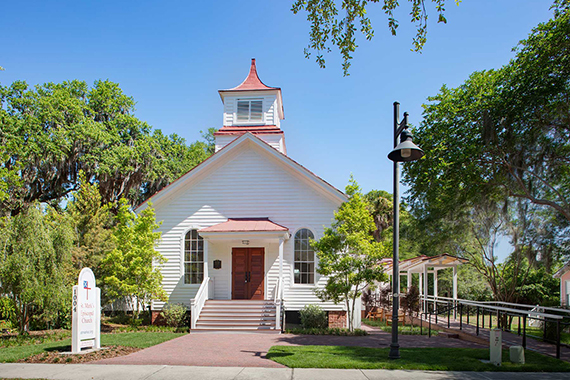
[93,326,485,367]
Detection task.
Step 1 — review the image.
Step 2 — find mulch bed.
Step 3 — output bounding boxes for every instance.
[18,345,141,364]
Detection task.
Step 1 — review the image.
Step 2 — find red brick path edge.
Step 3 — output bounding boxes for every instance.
[92,325,485,368]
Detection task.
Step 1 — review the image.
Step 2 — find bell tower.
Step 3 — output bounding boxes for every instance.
[215,59,286,154]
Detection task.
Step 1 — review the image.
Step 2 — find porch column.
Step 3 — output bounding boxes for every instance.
[419,273,423,300]
[453,265,458,318]
[279,238,284,298]
[407,271,412,292]
[204,239,211,299]
[204,239,209,280]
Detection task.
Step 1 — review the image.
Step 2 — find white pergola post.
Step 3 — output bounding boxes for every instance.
[453,265,458,318]
[278,238,284,298]
[423,265,428,312]
[434,270,438,299]
[407,271,412,292]
[419,273,423,308]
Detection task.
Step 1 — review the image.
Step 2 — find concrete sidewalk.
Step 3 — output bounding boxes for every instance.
[1,364,570,380]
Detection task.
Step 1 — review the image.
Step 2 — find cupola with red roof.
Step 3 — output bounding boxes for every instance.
[216,59,286,154]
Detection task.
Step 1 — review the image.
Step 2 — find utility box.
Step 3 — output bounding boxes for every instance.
[490,329,502,366]
[509,346,525,364]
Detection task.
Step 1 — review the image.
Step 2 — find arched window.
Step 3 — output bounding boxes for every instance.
[294,228,315,284]
[184,229,204,284]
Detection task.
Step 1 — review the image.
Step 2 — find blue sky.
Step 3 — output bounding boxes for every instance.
[0,1,555,259]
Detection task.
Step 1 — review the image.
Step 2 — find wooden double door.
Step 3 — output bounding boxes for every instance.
[232,247,265,300]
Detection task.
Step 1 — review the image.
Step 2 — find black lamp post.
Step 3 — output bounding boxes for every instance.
[387,101,424,360]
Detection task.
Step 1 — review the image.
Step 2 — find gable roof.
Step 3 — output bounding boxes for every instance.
[135,132,347,212]
[554,261,570,278]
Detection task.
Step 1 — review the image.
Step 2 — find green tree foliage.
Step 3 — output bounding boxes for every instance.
[292,0,458,75]
[364,190,422,260]
[101,199,166,321]
[201,127,217,155]
[313,177,389,330]
[402,3,570,302]
[405,4,570,227]
[438,265,492,302]
[0,79,211,215]
[66,172,115,281]
[0,205,72,333]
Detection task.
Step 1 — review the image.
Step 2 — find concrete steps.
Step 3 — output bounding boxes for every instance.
[194,300,279,333]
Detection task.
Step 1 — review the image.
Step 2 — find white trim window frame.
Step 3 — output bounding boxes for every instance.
[236,98,264,124]
[293,228,315,285]
[184,229,204,285]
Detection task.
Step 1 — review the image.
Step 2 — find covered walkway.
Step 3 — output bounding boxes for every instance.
[383,254,468,312]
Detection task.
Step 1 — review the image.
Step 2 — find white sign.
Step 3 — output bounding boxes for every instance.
[72,268,101,353]
[490,329,502,366]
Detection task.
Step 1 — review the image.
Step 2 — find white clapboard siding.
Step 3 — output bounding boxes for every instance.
[151,141,345,311]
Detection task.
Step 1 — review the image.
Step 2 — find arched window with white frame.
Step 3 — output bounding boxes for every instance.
[294,228,315,284]
[184,229,204,284]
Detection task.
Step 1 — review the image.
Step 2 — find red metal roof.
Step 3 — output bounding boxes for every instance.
[199,218,288,233]
[214,125,283,136]
[222,59,280,92]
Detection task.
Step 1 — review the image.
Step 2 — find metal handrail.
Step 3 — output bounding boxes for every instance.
[479,300,570,316]
[190,276,210,329]
[459,300,564,320]
[418,298,567,359]
[422,295,570,317]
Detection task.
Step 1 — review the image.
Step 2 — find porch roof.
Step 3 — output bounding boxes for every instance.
[199,218,288,233]
[383,254,468,274]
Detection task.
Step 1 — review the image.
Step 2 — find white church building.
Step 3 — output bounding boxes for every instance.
[137,59,360,331]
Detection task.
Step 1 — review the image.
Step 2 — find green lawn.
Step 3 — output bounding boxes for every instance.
[0,332,185,363]
[267,345,570,371]
[363,318,436,335]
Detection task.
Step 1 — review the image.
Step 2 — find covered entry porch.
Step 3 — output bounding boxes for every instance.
[190,218,290,330]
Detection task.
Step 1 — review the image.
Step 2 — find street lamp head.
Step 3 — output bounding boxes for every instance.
[388,129,424,162]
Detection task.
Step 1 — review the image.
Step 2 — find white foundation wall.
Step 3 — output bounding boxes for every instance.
[150,142,346,312]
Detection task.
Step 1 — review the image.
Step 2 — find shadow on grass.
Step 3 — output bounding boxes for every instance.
[44,345,70,352]
[265,352,294,359]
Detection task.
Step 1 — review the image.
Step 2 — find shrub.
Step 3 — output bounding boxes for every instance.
[286,327,367,336]
[0,297,17,327]
[401,285,420,318]
[299,305,328,329]
[160,303,187,328]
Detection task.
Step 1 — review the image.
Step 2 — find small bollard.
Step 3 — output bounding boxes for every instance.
[490,329,502,366]
[509,345,525,365]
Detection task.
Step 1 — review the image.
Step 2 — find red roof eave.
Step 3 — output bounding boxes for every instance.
[200,218,289,233]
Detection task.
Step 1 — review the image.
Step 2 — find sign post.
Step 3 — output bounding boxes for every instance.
[72,268,101,353]
[490,329,502,366]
